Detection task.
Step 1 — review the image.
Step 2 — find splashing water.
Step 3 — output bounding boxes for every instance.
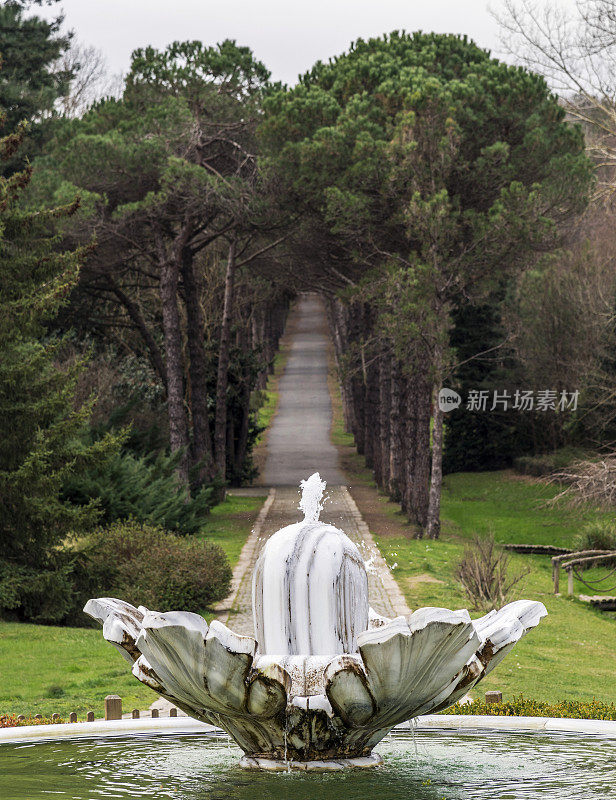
[298,472,327,523]
[364,556,378,575]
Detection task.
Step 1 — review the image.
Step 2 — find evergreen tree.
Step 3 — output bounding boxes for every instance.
[261,32,591,533]
[0,123,118,623]
[0,1,72,174]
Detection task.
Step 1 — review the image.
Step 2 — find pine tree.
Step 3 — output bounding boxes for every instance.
[0,1,72,174]
[0,123,118,623]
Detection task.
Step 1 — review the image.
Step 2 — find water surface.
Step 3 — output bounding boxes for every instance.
[1,726,614,800]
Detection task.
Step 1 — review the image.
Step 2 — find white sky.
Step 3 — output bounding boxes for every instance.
[38,0,578,86]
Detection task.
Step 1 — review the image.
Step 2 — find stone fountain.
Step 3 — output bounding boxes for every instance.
[85,473,547,771]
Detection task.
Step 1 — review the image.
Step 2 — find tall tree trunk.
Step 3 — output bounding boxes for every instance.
[329,298,355,434]
[405,367,431,532]
[363,349,377,470]
[214,239,236,479]
[234,376,251,481]
[158,244,190,487]
[388,360,404,502]
[365,354,380,476]
[379,351,391,491]
[252,306,267,390]
[426,344,445,539]
[181,252,214,484]
[425,387,444,539]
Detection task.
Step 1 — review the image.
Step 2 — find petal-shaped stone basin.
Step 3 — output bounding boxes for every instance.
[85,473,546,769]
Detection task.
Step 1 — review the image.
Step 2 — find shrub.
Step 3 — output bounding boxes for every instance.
[63,450,215,535]
[444,695,616,720]
[455,534,530,611]
[513,447,585,477]
[84,519,232,612]
[513,454,558,477]
[574,520,616,552]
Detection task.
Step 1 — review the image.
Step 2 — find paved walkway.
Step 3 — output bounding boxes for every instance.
[215,293,410,637]
[260,293,345,486]
[154,295,410,712]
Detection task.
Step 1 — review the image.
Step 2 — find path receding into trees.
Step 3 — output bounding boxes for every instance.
[260,292,345,486]
[213,293,411,636]
[157,294,410,711]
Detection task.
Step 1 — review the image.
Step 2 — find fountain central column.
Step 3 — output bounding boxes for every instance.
[252,473,368,656]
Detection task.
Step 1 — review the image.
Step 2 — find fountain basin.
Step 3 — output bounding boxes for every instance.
[2,720,616,800]
[84,472,548,768]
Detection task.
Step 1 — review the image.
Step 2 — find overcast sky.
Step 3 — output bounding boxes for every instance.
[39,0,577,86]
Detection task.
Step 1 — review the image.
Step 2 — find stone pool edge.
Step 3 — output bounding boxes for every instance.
[2,714,616,744]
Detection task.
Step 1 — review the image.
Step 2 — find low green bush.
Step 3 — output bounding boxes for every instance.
[513,447,586,477]
[574,520,616,552]
[63,449,215,535]
[513,454,557,477]
[445,695,616,720]
[84,519,232,612]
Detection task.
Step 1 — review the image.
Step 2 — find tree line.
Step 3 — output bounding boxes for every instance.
[0,3,292,622]
[258,31,602,536]
[2,0,615,626]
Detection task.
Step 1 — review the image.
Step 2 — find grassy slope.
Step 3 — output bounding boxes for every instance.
[0,494,264,718]
[252,319,293,468]
[199,494,265,566]
[331,391,616,704]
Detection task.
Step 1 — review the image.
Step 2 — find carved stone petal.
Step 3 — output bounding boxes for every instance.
[359,608,479,723]
[324,654,375,727]
[473,599,548,675]
[246,661,290,718]
[325,609,480,729]
[201,620,258,713]
[83,598,145,663]
[135,611,212,711]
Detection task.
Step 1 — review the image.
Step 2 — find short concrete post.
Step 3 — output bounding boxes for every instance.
[104,695,122,721]
[34,714,42,721]
[69,712,77,723]
[16,715,25,723]
[132,709,140,719]
[51,713,60,723]
[86,711,95,722]
[567,567,574,596]
[169,707,177,717]
[151,708,159,719]
[485,691,502,705]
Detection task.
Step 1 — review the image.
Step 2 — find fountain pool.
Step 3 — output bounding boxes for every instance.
[84,473,548,770]
[1,725,615,799]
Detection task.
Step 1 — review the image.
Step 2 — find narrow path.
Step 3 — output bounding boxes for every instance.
[215,292,410,637]
[260,293,345,486]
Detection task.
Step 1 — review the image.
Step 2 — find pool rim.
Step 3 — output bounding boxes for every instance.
[2,714,616,745]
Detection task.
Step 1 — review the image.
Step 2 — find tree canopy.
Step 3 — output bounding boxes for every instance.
[261,31,592,534]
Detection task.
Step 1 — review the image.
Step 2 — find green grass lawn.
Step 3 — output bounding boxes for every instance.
[0,494,265,718]
[442,470,614,548]
[199,494,265,567]
[372,470,616,704]
[0,622,154,718]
